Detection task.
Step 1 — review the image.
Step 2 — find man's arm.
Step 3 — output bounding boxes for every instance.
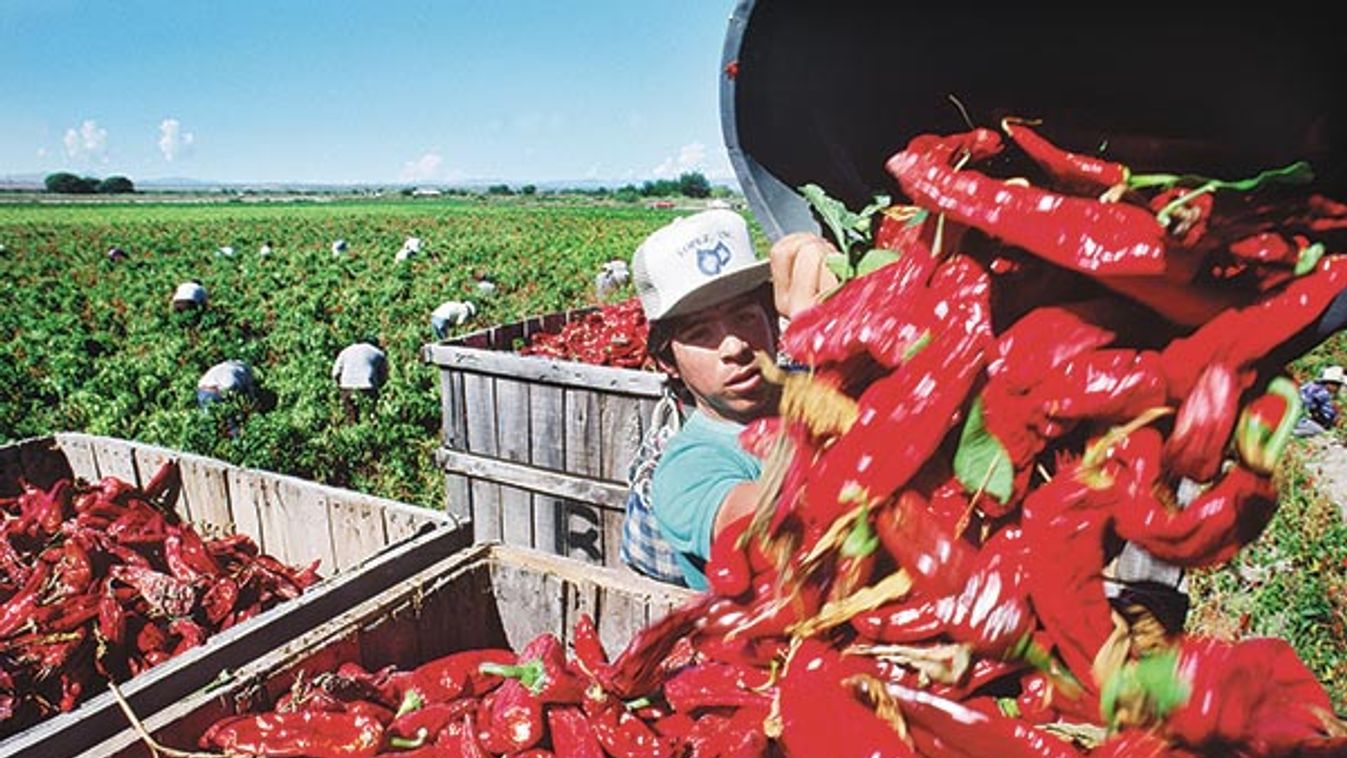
[712,481,760,540]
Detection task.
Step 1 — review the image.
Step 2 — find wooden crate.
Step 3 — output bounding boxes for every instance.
[0,433,470,758]
[90,542,697,758]
[422,308,670,567]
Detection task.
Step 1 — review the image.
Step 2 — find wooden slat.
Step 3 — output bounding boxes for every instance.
[179,456,233,535]
[599,393,645,482]
[54,434,100,484]
[327,496,388,574]
[438,368,471,522]
[261,478,338,572]
[528,383,565,554]
[435,449,626,509]
[563,577,604,657]
[490,557,564,650]
[596,584,653,659]
[565,388,605,563]
[495,377,534,548]
[91,438,140,485]
[225,469,267,551]
[463,373,502,543]
[423,344,667,396]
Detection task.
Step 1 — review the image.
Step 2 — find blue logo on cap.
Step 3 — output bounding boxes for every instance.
[696,241,732,276]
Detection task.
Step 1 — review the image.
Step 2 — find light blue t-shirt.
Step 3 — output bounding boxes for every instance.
[650,410,762,590]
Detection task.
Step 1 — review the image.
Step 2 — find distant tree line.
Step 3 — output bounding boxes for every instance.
[44,172,135,194]
[408,171,716,201]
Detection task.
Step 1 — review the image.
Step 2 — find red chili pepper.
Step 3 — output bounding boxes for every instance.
[779,240,940,368]
[386,699,476,747]
[804,256,991,531]
[570,612,609,681]
[1104,637,1346,755]
[853,527,1034,658]
[0,561,51,637]
[1234,377,1300,475]
[403,648,515,704]
[1001,119,1129,195]
[874,490,977,597]
[684,706,770,758]
[1113,458,1277,568]
[51,539,94,598]
[777,639,918,757]
[1021,464,1116,688]
[548,705,605,758]
[599,595,714,699]
[1160,255,1347,395]
[479,675,545,754]
[164,523,221,581]
[582,686,676,758]
[108,564,195,618]
[200,709,384,757]
[706,514,755,598]
[883,679,1083,758]
[887,128,1167,276]
[433,711,489,756]
[1163,361,1244,482]
[139,458,181,506]
[661,661,772,714]
[479,632,587,706]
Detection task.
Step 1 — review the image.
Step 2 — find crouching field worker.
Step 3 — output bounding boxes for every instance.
[621,209,837,589]
[332,339,388,423]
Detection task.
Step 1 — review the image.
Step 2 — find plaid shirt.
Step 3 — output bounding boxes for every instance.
[620,395,688,586]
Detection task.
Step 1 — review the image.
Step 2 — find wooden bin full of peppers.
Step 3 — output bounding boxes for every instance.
[0,460,322,740]
[189,123,1347,757]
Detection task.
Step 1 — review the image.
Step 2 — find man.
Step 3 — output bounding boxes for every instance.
[197,359,256,438]
[1295,365,1345,437]
[625,209,833,589]
[332,339,388,423]
[172,280,208,312]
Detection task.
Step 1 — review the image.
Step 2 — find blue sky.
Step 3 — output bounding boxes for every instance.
[0,1,740,185]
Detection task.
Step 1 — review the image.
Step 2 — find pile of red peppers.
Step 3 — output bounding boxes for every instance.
[518,298,654,369]
[192,124,1347,757]
[0,460,320,738]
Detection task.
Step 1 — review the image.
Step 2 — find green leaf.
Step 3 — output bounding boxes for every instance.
[953,398,1014,504]
[824,252,850,281]
[800,183,861,256]
[854,248,901,277]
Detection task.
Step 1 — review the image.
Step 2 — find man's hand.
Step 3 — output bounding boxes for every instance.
[769,232,841,320]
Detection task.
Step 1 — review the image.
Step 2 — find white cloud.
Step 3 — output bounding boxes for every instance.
[400,151,444,182]
[36,147,47,158]
[651,141,708,179]
[63,119,108,162]
[158,118,195,161]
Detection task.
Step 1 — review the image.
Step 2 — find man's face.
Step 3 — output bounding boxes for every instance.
[664,292,779,424]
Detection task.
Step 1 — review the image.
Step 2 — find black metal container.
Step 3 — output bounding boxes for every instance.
[721,1,1347,239]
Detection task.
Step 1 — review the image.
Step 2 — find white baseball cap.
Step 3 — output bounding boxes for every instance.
[1320,365,1346,384]
[631,209,770,322]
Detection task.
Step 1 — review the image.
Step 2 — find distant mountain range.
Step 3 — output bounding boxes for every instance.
[0,173,736,193]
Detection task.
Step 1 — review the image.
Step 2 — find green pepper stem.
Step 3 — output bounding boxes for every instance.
[480,659,545,691]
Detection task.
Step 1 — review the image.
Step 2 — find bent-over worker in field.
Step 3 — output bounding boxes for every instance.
[1294,364,1346,437]
[172,280,208,312]
[197,359,258,438]
[620,209,838,588]
[332,339,388,423]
